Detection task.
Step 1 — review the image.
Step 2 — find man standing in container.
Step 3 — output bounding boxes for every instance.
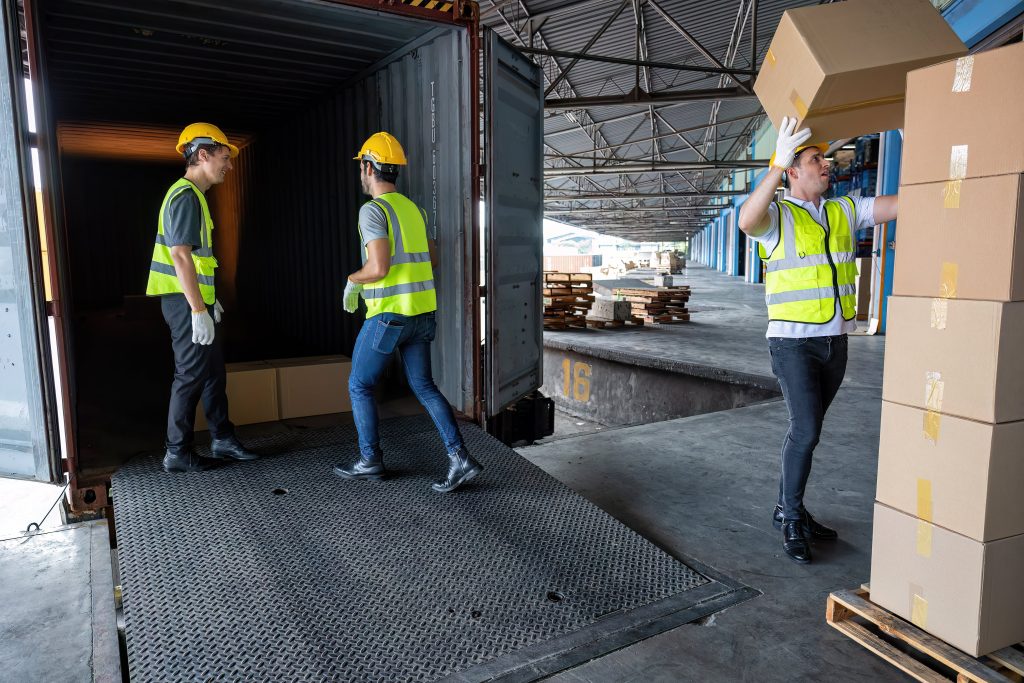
[334,131,483,493]
[738,117,898,563]
[146,123,258,473]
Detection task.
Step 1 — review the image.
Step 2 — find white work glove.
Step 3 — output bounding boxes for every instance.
[213,300,224,324]
[772,116,813,169]
[191,309,215,346]
[342,279,363,313]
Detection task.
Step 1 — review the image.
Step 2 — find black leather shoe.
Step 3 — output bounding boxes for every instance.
[772,505,839,540]
[432,448,483,493]
[782,519,812,564]
[162,450,221,473]
[210,436,259,461]
[333,454,386,481]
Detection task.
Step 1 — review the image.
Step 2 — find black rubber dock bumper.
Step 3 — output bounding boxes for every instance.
[112,415,756,682]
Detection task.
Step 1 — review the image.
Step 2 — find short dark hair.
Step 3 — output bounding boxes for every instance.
[185,143,228,168]
[363,159,399,184]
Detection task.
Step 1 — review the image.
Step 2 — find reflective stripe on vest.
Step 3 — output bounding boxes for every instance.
[145,178,218,306]
[358,192,436,319]
[762,197,858,324]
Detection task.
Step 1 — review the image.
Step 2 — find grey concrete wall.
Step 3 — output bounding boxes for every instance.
[542,347,780,427]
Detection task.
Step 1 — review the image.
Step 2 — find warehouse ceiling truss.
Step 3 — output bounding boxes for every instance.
[482,0,833,241]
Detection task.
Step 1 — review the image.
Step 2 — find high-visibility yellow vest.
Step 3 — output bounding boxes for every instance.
[359,192,436,318]
[145,178,217,306]
[759,197,858,324]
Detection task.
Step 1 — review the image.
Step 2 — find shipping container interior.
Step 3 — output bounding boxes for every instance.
[32,0,474,480]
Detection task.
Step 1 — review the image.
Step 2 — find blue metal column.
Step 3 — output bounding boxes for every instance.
[877,129,902,332]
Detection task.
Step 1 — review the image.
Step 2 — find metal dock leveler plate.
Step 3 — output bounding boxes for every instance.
[113,416,754,682]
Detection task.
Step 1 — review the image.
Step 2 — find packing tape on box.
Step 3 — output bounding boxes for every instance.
[923,410,941,444]
[952,56,974,93]
[789,90,808,118]
[916,520,933,558]
[917,479,933,522]
[924,371,944,412]
[942,179,962,209]
[939,262,959,298]
[910,590,929,628]
[766,49,776,66]
[929,299,948,330]
[948,145,969,181]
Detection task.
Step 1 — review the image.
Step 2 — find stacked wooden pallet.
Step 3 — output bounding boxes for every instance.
[543,272,594,330]
[613,286,691,324]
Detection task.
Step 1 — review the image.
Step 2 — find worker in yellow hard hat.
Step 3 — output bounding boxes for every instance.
[146,122,257,472]
[737,116,899,564]
[334,131,483,493]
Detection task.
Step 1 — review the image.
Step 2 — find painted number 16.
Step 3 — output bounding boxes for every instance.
[561,359,592,402]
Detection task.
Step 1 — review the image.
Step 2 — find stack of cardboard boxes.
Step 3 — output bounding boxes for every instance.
[869,43,1024,657]
[195,355,352,430]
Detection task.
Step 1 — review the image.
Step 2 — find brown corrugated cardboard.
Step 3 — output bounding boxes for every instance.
[876,401,1024,542]
[881,297,1024,423]
[902,42,1024,186]
[196,362,279,430]
[754,0,965,142]
[893,174,1024,301]
[273,356,352,419]
[870,503,1024,656]
[856,257,871,320]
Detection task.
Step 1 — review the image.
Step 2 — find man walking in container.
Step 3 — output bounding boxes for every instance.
[738,117,898,563]
[334,131,482,493]
[146,123,258,473]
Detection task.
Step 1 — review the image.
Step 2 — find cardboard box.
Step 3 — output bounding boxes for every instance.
[876,401,1024,542]
[894,174,1024,301]
[870,503,1024,656]
[856,257,871,320]
[754,0,965,142]
[196,361,279,431]
[273,356,352,419]
[902,42,1024,186]
[882,297,1024,423]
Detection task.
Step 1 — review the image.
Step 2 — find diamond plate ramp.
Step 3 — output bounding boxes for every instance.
[113,415,754,682]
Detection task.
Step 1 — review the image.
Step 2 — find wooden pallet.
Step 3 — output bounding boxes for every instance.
[544,272,593,283]
[826,588,1024,683]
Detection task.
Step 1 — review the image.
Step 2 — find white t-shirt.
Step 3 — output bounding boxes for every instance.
[752,194,876,338]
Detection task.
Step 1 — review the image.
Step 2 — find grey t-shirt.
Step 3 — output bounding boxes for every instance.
[358,202,390,247]
[162,186,203,248]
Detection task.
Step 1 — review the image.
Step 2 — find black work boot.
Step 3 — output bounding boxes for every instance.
[210,435,259,461]
[432,448,483,493]
[772,505,838,540]
[162,450,221,473]
[782,519,812,564]
[333,453,386,481]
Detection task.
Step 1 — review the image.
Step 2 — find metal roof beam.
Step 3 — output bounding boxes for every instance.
[518,47,758,78]
[545,190,743,201]
[546,85,755,109]
[646,0,754,92]
[545,160,767,176]
[544,0,630,97]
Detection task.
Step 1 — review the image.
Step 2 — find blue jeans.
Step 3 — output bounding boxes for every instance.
[768,335,848,520]
[349,311,465,459]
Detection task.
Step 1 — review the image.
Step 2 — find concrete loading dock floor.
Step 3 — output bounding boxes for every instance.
[523,265,902,681]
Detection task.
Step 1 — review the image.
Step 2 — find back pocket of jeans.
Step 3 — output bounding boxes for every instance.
[371,319,405,354]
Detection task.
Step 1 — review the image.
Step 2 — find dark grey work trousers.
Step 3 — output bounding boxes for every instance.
[768,334,848,520]
[161,294,234,454]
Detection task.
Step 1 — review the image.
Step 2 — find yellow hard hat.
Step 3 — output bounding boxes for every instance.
[353,131,407,166]
[176,122,239,158]
[769,141,829,169]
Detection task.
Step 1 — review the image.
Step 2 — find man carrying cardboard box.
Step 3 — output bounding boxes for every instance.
[738,117,898,563]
